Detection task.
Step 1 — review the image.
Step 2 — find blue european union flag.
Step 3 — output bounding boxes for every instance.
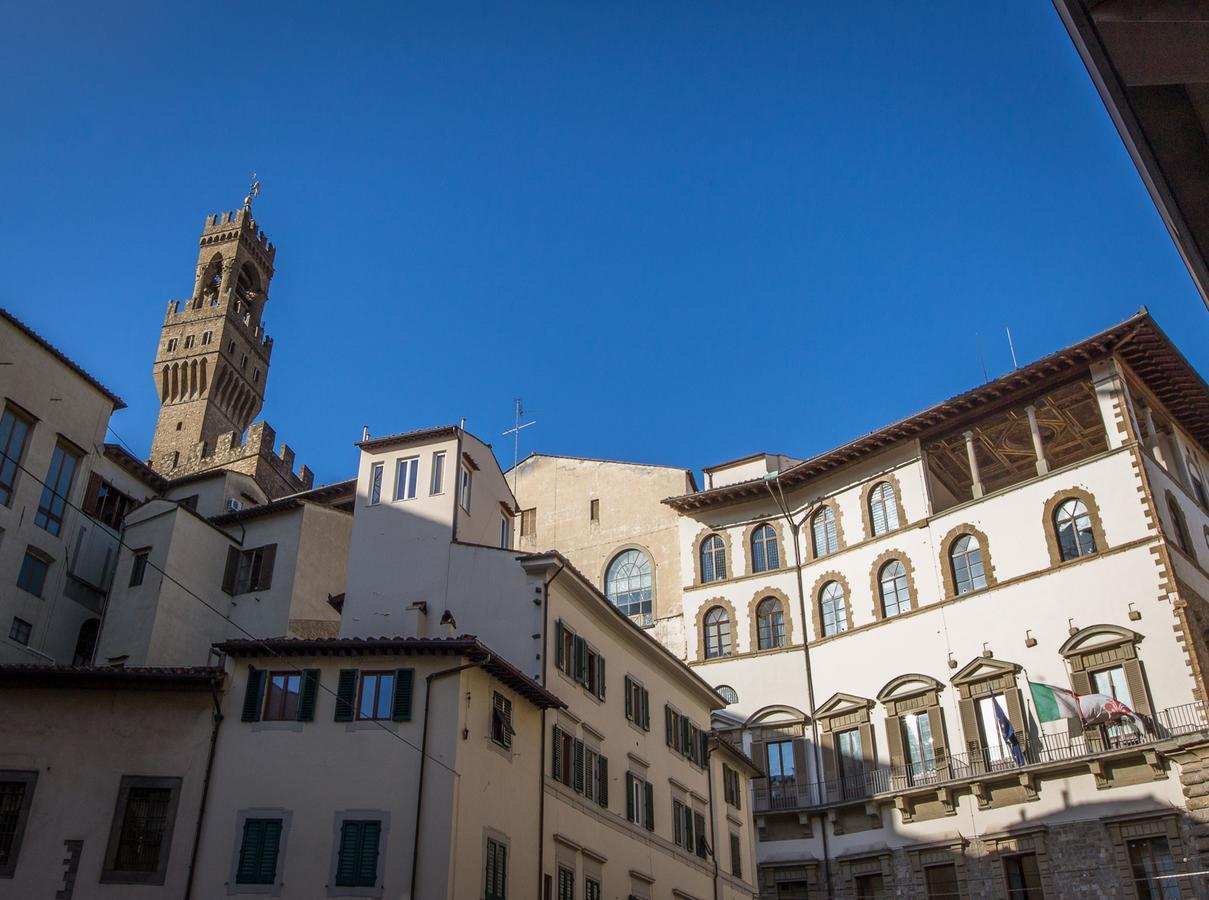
[992,693,1026,766]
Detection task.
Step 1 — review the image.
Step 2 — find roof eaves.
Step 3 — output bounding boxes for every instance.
[0,664,224,690]
[2,307,127,409]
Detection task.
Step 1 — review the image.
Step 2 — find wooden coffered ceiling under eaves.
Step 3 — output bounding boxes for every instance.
[665,311,1209,513]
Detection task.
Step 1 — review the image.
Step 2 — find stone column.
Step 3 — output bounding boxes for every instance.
[964,431,984,499]
[1026,406,1049,476]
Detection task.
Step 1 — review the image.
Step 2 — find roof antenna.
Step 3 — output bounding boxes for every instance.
[502,398,537,492]
[975,332,989,383]
[1006,326,1019,369]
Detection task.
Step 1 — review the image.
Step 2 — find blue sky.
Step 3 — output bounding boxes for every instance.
[2,2,1205,485]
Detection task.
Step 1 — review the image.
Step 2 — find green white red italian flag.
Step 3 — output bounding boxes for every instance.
[1028,681,1084,722]
[1029,680,1148,732]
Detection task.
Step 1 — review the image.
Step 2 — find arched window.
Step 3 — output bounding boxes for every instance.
[1054,499,1096,561]
[879,560,911,617]
[199,254,223,306]
[1166,496,1192,554]
[1189,454,1208,508]
[819,581,847,637]
[869,482,900,536]
[606,549,653,624]
[72,618,99,666]
[756,596,786,650]
[750,523,779,573]
[701,534,727,583]
[811,507,839,557]
[950,535,987,595]
[704,606,732,658]
[235,263,261,306]
[716,685,739,705]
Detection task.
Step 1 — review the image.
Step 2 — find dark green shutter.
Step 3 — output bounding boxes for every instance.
[624,676,633,720]
[296,669,320,721]
[335,669,358,722]
[573,739,585,793]
[236,819,280,884]
[625,772,635,821]
[598,756,608,808]
[643,781,654,831]
[642,688,650,730]
[573,636,586,683]
[335,821,361,885]
[241,668,265,722]
[596,655,606,700]
[255,544,277,590]
[392,668,415,721]
[357,821,380,886]
[665,705,673,746]
[694,811,707,858]
[554,621,564,670]
[257,820,282,883]
[222,546,240,595]
[552,726,563,782]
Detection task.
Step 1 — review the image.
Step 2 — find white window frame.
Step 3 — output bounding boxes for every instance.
[394,457,419,501]
[368,462,384,506]
[459,464,472,512]
[430,451,446,495]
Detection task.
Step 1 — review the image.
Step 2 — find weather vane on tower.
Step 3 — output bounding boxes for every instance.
[243,172,261,210]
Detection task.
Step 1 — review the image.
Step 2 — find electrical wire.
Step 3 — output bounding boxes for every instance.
[11,454,461,775]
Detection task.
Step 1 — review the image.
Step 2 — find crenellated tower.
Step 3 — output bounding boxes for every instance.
[148,200,312,498]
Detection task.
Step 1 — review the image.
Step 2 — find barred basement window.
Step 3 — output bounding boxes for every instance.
[0,771,37,878]
[102,776,182,884]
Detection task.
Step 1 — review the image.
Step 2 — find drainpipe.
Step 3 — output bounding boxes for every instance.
[410,657,484,900]
[763,474,833,900]
[183,674,225,900]
[536,561,565,900]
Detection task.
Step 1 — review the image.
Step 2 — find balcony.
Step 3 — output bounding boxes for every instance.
[752,701,1209,814]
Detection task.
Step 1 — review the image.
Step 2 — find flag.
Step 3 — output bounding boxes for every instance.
[991,692,1026,766]
[1028,681,1083,723]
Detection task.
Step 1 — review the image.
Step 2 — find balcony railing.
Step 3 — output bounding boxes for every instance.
[752,701,1209,813]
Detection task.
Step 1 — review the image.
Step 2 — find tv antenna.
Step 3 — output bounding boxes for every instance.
[502,398,537,492]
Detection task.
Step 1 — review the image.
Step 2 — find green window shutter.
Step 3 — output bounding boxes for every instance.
[624,676,633,719]
[643,781,655,831]
[335,821,361,886]
[642,688,650,730]
[596,656,606,700]
[573,739,585,793]
[334,669,358,722]
[598,756,608,808]
[554,620,564,670]
[665,705,673,746]
[357,821,381,886]
[257,820,282,884]
[236,819,268,884]
[551,726,563,782]
[730,832,742,877]
[296,669,320,721]
[625,772,635,821]
[694,812,707,858]
[485,841,497,898]
[255,544,277,591]
[573,636,586,683]
[222,546,240,595]
[392,668,415,721]
[241,668,265,722]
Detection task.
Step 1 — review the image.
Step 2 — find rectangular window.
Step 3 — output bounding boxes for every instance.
[552,726,575,787]
[672,798,694,852]
[625,772,653,830]
[35,441,81,536]
[459,464,472,512]
[730,832,742,878]
[584,876,600,900]
[184,335,195,349]
[854,873,885,899]
[767,740,796,801]
[368,462,384,505]
[356,671,397,721]
[723,764,742,809]
[222,544,277,595]
[499,516,512,549]
[0,772,37,878]
[263,672,302,721]
[335,819,381,888]
[1003,853,1043,899]
[924,863,959,899]
[624,676,650,731]
[491,692,514,750]
[520,508,537,537]
[16,549,49,598]
[430,451,445,494]
[8,617,31,646]
[977,696,1016,767]
[394,457,419,500]
[902,712,937,782]
[235,817,283,885]
[1126,835,1178,899]
[130,550,149,587]
[0,406,33,508]
[201,330,212,345]
[166,338,178,352]
[557,866,575,900]
[485,836,508,900]
[83,473,135,530]
[1092,666,1136,743]
[589,498,599,523]
[555,621,576,678]
[837,728,864,797]
[102,777,181,883]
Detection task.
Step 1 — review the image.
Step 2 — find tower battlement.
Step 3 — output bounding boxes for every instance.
[201,208,276,262]
[156,420,314,497]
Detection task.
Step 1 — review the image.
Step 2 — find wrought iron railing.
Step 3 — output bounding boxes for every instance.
[751,700,1209,813]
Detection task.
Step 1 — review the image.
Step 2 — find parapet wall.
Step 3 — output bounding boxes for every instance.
[157,420,313,498]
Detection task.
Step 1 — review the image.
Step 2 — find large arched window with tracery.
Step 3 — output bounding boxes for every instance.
[819,581,847,637]
[812,507,839,557]
[756,596,786,650]
[869,482,900,536]
[879,560,911,617]
[704,606,733,659]
[606,549,653,625]
[751,523,779,573]
[1054,499,1096,561]
[950,534,987,595]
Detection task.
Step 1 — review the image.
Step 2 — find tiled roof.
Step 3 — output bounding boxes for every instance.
[357,425,460,452]
[214,635,564,710]
[665,311,1208,512]
[0,665,223,690]
[1,307,126,409]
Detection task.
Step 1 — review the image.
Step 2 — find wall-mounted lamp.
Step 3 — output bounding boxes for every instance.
[1128,602,1142,622]
[1024,630,1037,648]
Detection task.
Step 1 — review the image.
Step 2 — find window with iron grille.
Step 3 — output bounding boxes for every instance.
[102,776,181,884]
[0,772,37,878]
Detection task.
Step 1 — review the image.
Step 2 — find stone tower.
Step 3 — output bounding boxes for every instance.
[148,203,312,499]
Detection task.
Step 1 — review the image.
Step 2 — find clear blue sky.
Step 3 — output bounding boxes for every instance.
[2,3,1205,486]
